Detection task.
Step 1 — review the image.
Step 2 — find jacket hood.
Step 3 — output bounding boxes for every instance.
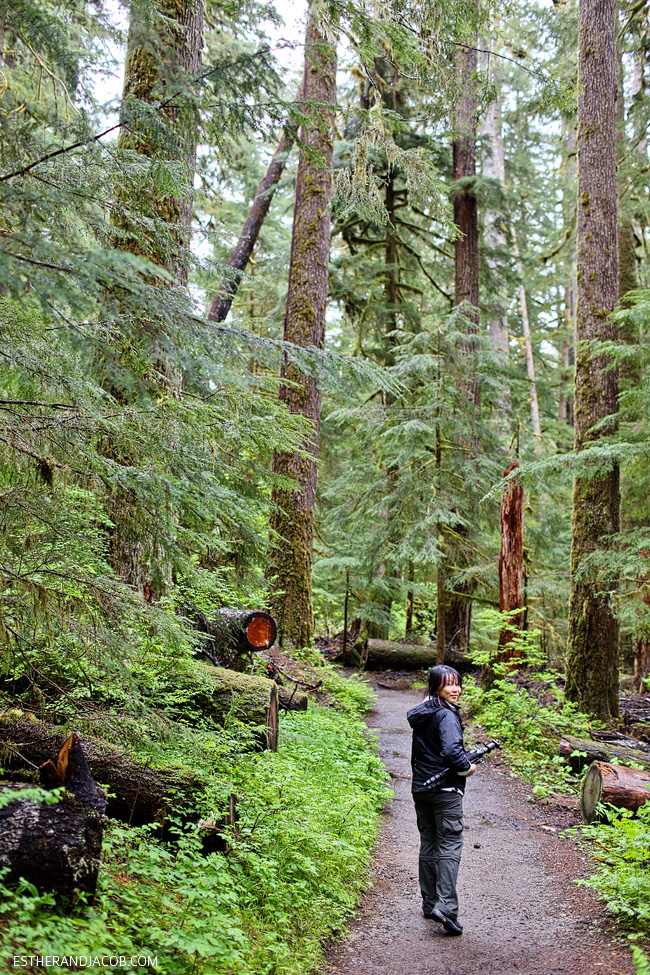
[406,697,450,728]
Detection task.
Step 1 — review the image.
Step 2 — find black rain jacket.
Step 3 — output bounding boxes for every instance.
[407,697,472,794]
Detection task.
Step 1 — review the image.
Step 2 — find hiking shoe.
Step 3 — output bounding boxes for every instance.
[430,908,463,936]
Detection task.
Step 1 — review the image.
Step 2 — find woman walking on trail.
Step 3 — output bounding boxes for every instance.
[407,665,476,936]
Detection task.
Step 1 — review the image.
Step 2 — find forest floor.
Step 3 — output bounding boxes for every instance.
[321,681,635,975]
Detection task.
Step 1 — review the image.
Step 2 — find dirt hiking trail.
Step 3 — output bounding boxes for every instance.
[322,685,634,975]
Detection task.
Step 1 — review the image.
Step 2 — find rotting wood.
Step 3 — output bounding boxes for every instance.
[0,733,106,897]
[581,761,650,823]
[558,735,650,772]
[0,716,208,826]
[187,664,279,751]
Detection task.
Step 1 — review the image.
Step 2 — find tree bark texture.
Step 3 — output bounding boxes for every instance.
[581,761,650,823]
[116,0,204,284]
[479,47,509,410]
[0,719,208,826]
[497,462,525,654]
[0,733,105,897]
[559,123,577,432]
[512,231,542,452]
[208,106,300,322]
[453,40,479,335]
[616,43,642,389]
[444,36,479,655]
[566,0,620,720]
[267,1,337,648]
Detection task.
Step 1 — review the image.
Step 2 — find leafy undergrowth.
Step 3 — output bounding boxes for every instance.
[575,804,650,942]
[463,617,594,797]
[0,671,390,975]
[467,613,650,955]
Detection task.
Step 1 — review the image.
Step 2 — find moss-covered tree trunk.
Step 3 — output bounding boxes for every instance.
[443,34,479,655]
[106,0,203,596]
[565,0,620,720]
[116,0,204,284]
[267,2,337,647]
[479,51,509,415]
[616,43,641,386]
[559,122,576,435]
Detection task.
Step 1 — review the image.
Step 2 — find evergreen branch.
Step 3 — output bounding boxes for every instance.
[389,14,540,79]
[0,400,77,410]
[0,122,123,184]
[0,250,74,273]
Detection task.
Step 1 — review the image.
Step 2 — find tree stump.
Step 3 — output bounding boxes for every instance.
[581,761,650,823]
[0,734,106,897]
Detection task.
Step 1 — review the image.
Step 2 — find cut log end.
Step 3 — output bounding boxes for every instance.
[267,684,279,752]
[246,613,277,649]
[581,763,603,824]
[581,760,650,824]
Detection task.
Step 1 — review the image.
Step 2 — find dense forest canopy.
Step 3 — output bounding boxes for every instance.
[0,0,648,721]
[2,0,650,969]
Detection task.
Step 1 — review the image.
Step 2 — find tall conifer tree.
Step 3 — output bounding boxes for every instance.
[440,33,479,655]
[267,1,337,647]
[566,0,620,718]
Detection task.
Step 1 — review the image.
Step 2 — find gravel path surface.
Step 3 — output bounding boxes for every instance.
[322,685,634,975]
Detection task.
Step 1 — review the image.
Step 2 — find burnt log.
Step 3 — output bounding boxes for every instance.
[188,608,277,670]
[364,639,472,672]
[0,717,208,826]
[0,733,105,897]
[581,761,650,823]
[558,736,650,773]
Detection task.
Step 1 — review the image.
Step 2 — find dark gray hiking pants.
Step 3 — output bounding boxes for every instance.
[413,789,464,919]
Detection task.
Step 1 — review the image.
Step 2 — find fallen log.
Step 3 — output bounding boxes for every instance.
[188,608,277,670]
[558,736,650,773]
[0,733,106,897]
[364,639,472,672]
[278,686,308,712]
[0,716,208,826]
[189,664,279,751]
[581,761,650,823]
